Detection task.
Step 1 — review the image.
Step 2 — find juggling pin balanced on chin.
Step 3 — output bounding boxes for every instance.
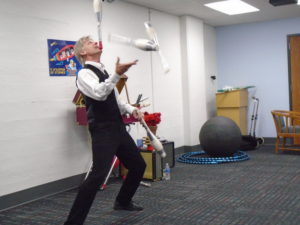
[93,0,104,49]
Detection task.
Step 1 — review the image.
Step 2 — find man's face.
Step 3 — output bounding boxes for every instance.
[81,38,102,57]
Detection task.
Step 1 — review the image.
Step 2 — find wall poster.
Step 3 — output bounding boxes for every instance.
[47,39,82,76]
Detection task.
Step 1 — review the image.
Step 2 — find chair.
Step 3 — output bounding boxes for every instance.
[271,110,300,153]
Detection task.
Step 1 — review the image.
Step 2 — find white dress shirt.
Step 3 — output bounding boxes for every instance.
[76,61,136,115]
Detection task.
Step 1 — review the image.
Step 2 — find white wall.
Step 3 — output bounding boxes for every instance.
[216,17,300,138]
[0,0,153,196]
[148,10,185,147]
[204,24,217,119]
[0,0,216,196]
[180,16,209,146]
[0,0,93,196]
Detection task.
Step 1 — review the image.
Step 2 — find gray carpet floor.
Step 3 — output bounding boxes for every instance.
[1,145,300,225]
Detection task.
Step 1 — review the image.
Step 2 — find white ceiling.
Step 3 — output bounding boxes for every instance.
[122,0,300,27]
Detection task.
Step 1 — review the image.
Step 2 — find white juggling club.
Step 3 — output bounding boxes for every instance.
[109,33,158,51]
[144,21,170,73]
[140,118,166,158]
[93,0,103,49]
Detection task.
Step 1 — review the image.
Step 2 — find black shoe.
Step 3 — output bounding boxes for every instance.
[113,201,143,211]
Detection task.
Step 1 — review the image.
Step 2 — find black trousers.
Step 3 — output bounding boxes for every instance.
[64,122,146,225]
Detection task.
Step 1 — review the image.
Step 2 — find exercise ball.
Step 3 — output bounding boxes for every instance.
[199,116,242,157]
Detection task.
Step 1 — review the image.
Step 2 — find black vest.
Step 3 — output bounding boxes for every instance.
[82,64,122,124]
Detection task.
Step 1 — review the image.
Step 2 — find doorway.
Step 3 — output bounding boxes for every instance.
[288,34,300,144]
[288,34,300,111]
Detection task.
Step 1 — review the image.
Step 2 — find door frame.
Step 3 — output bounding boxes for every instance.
[287,33,300,110]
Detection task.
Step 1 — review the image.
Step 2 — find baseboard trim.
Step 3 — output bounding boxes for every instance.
[0,173,85,212]
[261,137,276,145]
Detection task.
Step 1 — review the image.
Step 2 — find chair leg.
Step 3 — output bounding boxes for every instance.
[275,136,279,153]
[283,137,286,153]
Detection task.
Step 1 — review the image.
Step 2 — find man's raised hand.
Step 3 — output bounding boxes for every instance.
[115,57,138,75]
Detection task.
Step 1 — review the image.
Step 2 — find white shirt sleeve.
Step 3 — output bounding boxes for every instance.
[115,90,136,115]
[76,68,120,101]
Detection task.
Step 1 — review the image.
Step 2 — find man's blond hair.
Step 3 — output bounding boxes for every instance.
[74,36,91,65]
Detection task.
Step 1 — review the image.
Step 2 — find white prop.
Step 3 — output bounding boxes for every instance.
[93,0,103,49]
[144,21,170,73]
[140,118,166,158]
[108,22,170,73]
[109,33,158,51]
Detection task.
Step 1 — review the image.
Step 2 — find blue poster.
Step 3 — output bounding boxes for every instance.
[47,39,82,76]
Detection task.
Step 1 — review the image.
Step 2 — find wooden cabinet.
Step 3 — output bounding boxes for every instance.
[216,89,248,135]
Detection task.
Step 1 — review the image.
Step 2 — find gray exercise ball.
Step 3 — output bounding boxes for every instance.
[199,116,242,157]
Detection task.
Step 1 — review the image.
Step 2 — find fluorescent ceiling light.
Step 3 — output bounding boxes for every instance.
[298,0,300,5]
[205,0,260,15]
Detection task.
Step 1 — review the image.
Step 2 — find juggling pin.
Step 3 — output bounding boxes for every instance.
[144,21,170,73]
[140,118,166,158]
[93,0,103,49]
[109,33,158,51]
